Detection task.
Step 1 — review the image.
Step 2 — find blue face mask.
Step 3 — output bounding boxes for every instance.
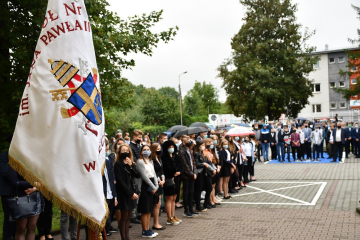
[143,150,151,158]
[168,148,174,153]
[223,145,228,149]
[106,152,109,157]
[203,135,208,139]
[176,142,181,147]
[210,145,214,149]
[213,140,218,145]
[235,137,240,141]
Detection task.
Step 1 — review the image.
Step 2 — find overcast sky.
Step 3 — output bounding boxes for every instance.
[107,0,359,102]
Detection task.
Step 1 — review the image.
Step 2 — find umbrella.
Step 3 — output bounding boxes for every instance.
[166,125,188,132]
[233,123,251,127]
[226,126,255,137]
[173,127,209,138]
[189,122,211,130]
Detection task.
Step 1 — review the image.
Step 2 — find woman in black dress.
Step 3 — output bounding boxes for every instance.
[114,144,139,240]
[150,143,165,231]
[162,140,182,225]
[219,139,236,199]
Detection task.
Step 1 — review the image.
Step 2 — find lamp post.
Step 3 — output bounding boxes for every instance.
[179,71,187,125]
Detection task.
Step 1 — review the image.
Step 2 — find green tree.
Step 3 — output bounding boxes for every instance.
[183,91,207,116]
[141,88,180,127]
[158,87,179,101]
[218,0,318,121]
[0,0,177,150]
[191,81,222,113]
[333,5,360,100]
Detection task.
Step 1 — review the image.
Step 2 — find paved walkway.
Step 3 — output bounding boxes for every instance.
[55,155,360,240]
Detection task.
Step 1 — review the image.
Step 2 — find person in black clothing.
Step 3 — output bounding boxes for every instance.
[269,128,277,160]
[178,135,198,217]
[0,151,16,240]
[114,144,139,240]
[219,139,236,199]
[193,140,207,212]
[150,143,165,231]
[7,165,40,240]
[37,198,54,240]
[128,129,143,224]
[129,129,143,162]
[162,140,181,225]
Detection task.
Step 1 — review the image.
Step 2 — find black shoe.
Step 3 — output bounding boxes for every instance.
[183,210,193,218]
[210,204,216,208]
[152,226,166,230]
[196,207,207,212]
[129,224,132,228]
[190,211,199,216]
[131,218,141,224]
[106,232,111,236]
[229,189,237,193]
[223,196,231,199]
[215,202,221,205]
[109,227,118,233]
[330,160,336,162]
[288,160,291,162]
[327,157,332,159]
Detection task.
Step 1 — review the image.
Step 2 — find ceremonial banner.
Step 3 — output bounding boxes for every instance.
[9,0,108,231]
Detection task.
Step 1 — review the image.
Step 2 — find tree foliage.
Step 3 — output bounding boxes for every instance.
[333,5,360,100]
[218,0,318,121]
[0,0,177,150]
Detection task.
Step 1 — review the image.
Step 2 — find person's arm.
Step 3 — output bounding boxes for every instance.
[221,151,233,165]
[6,165,32,190]
[194,152,205,169]
[178,150,194,179]
[136,161,158,191]
[114,162,134,196]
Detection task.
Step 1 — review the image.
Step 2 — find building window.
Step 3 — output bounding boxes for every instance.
[312,83,321,93]
[312,104,321,113]
[330,103,337,109]
[338,57,345,63]
[313,60,320,69]
[330,82,335,88]
[339,102,346,108]
[329,58,335,64]
[351,79,357,84]
[339,81,345,87]
[351,66,358,72]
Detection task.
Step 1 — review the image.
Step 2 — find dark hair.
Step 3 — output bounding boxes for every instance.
[139,144,151,164]
[194,140,204,153]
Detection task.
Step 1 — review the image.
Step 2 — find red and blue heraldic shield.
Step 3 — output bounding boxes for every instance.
[68,73,102,125]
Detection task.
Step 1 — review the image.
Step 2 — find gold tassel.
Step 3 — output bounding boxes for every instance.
[8,154,109,232]
[101,160,106,176]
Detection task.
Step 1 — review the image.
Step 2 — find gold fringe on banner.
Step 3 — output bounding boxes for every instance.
[101,160,106,176]
[8,154,109,232]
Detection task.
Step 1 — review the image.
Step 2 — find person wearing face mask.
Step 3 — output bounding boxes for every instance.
[210,134,223,200]
[136,145,159,238]
[260,124,270,162]
[178,135,198,217]
[344,124,353,159]
[129,130,143,224]
[253,123,262,161]
[150,143,165,231]
[290,128,301,161]
[196,132,207,141]
[219,139,236,199]
[193,140,207,212]
[169,138,183,209]
[114,144,139,240]
[311,126,323,161]
[275,123,285,162]
[302,123,313,160]
[242,136,255,181]
[161,140,181,226]
[327,124,335,159]
[269,128,277,161]
[283,126,292,162]
[297,127,305,161]
[351,123,360,158]
[331,122,346,162]
[129,129,143,162]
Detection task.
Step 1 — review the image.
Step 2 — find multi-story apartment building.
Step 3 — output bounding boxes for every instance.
[298,46,359,122]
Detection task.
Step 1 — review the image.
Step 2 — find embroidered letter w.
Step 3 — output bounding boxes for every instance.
[83,161,96,172]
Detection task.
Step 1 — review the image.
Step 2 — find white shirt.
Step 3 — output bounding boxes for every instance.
[336,129,341,142]
[225,149,231,161]
[243,142,252,156]
[314,130,320,143]
[104,166,113,200]
[143,158,155,178]
[299,131,305,144]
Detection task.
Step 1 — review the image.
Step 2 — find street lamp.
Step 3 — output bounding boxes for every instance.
[179,71,187,125]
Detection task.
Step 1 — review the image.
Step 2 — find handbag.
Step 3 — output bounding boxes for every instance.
[7,182,42,221]
[163,177,175,188]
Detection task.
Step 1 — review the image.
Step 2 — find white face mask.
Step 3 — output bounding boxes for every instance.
[200,146,205,151]
[117,145,120,149]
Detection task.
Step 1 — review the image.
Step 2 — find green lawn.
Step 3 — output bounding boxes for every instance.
[0,199,62,240]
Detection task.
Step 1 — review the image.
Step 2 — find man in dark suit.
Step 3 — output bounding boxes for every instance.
[345,124,353,158]
[352,123,360,158]
[331,122,346,162]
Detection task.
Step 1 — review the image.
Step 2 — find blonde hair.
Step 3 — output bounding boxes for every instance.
[150,142,160,159]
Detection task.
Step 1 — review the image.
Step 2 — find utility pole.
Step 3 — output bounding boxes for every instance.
[179,71,187,125]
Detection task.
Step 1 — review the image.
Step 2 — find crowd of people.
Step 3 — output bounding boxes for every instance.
[1,116,355,240]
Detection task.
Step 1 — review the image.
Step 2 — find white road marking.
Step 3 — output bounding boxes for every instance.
[222,181,327,206]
